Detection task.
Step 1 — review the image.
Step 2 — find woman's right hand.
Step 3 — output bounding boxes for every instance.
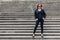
[36,19,38,21]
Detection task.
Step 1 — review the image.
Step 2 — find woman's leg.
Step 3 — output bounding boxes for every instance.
[40,19,44,38]
[33,20,39,38]
[33,20,39,33]
[40,19,44,34]
[41,22,43,34]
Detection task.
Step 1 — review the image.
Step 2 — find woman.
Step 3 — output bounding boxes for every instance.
[33,4,46,38]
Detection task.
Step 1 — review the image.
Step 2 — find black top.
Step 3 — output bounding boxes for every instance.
[34,9,46,19]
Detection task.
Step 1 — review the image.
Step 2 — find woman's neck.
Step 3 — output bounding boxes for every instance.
[38,9,42,11]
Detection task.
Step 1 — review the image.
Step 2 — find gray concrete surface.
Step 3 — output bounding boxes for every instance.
[0,0,60,40]
[0,0,60,16]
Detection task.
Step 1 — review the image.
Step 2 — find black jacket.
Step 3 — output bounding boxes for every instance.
[34,9,46,19]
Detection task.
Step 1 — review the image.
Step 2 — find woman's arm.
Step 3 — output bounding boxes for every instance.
[42,9,46,18]
[34,10,38,19]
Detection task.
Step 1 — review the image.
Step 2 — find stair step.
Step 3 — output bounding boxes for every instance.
[0,18,16,20]
[0,39,59,40]
[0,36,32,39]
[0,36,60,39]
[0,27,60,30]
[0,20,60,21]
[0,30,60,33]
[0,16,60,19]
[0,23,59,25]
[1,18,60,20]
[0,25,60,30]
[0,33,60,36]
[0,25,59,26]
[0,17,60,20]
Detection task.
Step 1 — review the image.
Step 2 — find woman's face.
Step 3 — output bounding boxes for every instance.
[38,6,42,9]
[37,4,42,9]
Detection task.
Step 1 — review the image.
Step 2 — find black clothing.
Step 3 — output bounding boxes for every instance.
[33,9,46,34]
[34,9,46,19]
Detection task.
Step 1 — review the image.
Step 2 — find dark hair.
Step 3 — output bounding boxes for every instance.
[37,4,42,8]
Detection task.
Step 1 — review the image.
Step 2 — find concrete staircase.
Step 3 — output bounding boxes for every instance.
[0,15,60,39]
[0,0,60,40]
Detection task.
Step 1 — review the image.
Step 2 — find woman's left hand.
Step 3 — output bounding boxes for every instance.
[43,18,45,20]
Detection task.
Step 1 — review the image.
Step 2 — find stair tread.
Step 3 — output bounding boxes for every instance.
[0,30,60,33]
[0,33,60,34]
[0,36,60,39]
[0,27,58,30]
[0,25,59,26]
[0,19,60,22]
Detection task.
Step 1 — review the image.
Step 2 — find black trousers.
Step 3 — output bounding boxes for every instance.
[33,19,44,34]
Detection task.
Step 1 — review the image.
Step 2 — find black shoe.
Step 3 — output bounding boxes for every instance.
[41,34,43,38]
[33,33,35,38]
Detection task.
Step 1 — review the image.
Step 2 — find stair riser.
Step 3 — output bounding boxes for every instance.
[0,30,60,33]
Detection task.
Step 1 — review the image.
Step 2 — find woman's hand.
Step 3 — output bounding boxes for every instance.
[43,18,45,20]
[36,19,38,21]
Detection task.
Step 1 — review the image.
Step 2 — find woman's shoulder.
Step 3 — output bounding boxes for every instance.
[34,9,38,12]
[35,9,37,11]
[42,9,44,11]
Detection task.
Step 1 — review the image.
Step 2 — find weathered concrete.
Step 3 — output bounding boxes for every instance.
[0,0,60,16]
